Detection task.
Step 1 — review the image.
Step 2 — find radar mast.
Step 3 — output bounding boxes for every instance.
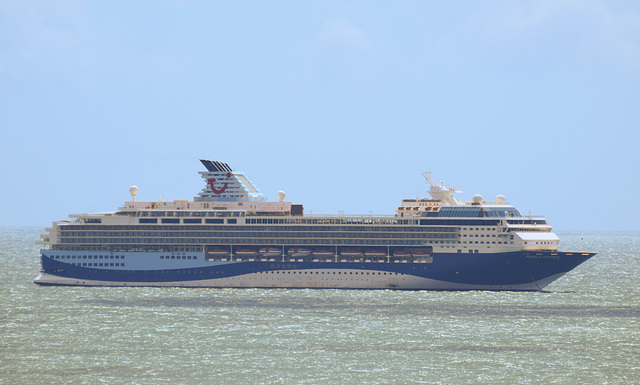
[422,172,463,205]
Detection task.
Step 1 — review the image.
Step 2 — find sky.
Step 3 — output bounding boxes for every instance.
[1,0,639,231]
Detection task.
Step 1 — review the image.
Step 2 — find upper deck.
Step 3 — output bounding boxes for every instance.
[38,160,560,254]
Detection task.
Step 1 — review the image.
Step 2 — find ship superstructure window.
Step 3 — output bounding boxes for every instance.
[438,207,483,217]
[482,207,521,217]
[436,206,521,218]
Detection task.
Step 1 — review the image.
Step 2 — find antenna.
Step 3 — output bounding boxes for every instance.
[422,171,437,188]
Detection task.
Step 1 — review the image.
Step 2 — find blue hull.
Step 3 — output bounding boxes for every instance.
[36,251,594,290]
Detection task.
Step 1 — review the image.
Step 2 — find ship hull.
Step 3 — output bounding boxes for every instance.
[34,250,594,291]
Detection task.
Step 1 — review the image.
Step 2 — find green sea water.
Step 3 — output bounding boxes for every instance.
[1,228,638,384]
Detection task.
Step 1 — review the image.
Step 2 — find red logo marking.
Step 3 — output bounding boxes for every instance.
[208,173,232,194]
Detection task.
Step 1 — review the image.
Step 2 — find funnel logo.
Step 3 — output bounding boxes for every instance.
[208,173,232,194]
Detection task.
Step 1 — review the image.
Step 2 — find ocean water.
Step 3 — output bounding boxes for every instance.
[1,228,638,384]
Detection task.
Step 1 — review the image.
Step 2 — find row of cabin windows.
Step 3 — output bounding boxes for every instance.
[66,262,125,267]
[462,241,513,244]
[58,238,500,245]
[137,211,243,218]
[57,239,437,246]
[60,225,456,233]
[51,246,202,252]
[52,255,125,260]
[460,227,516,231]
[54,238,516,246]
[52,254,202,261]
[247,218,412,225]
[259,271,401,275]
[60,231,457,238]
[140,218,237,224]
[160,255,198,260]
[141,217,411,225]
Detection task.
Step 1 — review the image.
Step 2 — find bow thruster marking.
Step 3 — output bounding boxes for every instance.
[208,173,232,194]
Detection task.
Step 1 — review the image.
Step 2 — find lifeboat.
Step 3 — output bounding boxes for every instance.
[287,248,312,257]
[236,249,258,257]
[259,247,281,257]
[340,249,363,257]
[364,250,387,257]
[411,250,431,257]
[392,250,411,258]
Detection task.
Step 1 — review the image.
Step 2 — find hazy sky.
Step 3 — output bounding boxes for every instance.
[1,1,639,231]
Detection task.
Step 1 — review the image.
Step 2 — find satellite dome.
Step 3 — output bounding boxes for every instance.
[495,194,506,204]
[472,194,483,204]
[277,191,286,201]
[129,186,139,202]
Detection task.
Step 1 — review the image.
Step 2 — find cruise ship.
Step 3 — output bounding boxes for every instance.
[34,160,595,290]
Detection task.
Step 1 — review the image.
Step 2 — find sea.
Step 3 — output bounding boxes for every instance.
[1,227,638,384]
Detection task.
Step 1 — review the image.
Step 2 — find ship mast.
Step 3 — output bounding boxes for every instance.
[422,171,462,205]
